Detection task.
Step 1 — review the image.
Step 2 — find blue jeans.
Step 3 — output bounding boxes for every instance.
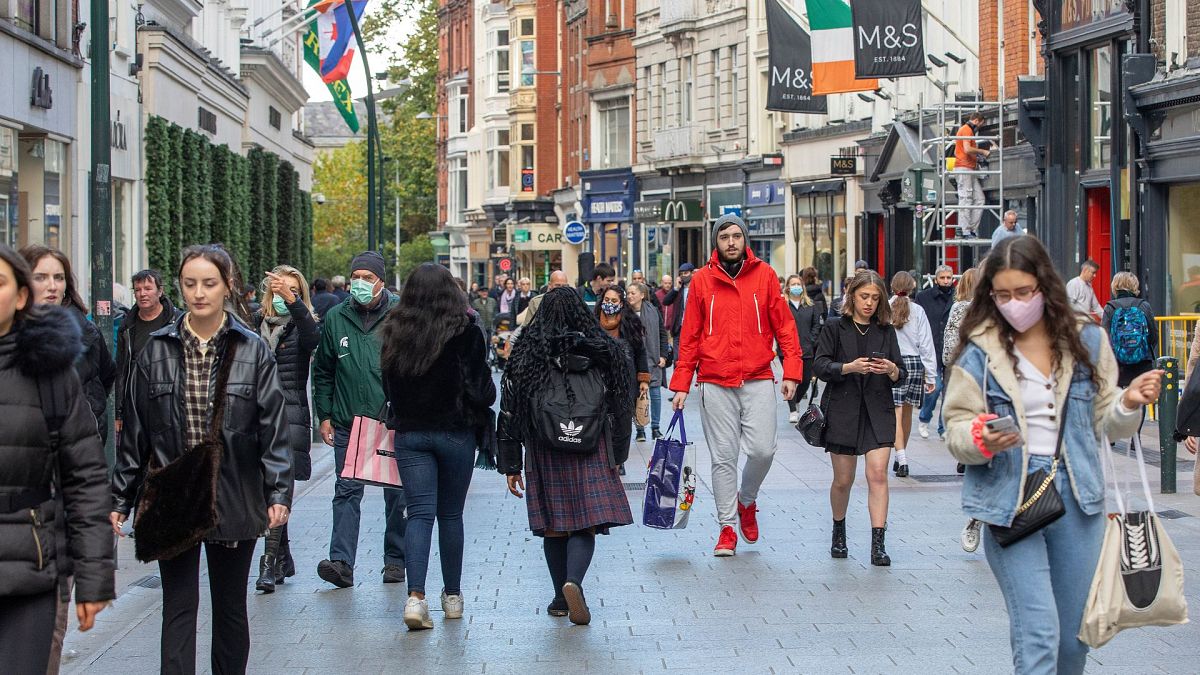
[637,385,663,432]
[983,455,1105,675]
[330,427,407,568]
[918,368,945,435]
[392,430,475,596]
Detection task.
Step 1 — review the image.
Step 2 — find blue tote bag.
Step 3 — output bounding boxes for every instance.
[642,410,698,530]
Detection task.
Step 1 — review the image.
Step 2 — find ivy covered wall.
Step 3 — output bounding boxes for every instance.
[144,116,313,283]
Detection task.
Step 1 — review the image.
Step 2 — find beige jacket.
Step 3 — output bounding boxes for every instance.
[944,317,1141,467]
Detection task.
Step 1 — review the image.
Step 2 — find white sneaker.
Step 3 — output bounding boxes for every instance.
[961,519,982,553]
[788,411,800,424]
[441,591,464,620]
[403,597,433,630]
[918,423,930,439]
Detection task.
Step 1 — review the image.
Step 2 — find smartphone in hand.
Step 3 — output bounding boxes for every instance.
[985,416,1020,435]
[869,351,887,361]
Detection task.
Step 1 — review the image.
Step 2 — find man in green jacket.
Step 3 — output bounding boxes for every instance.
[312,251,406,588]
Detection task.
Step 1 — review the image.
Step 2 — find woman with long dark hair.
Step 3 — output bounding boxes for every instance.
[498,277,518,317]
[111,244,292,674]
[20,246,116,442]
[253,265,321,593]
[594,285,650,455]
[813,271,904,566]
[944,236,1160,674]
[0,246,112,674]
[497,288,634,625]
[380,263,495,631]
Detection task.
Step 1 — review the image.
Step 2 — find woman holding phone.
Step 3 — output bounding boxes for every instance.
[943,235,1161,674]
[813,271,904,566]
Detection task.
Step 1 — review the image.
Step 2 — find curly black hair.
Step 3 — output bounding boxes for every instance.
[594,283,645,346]
[502,287,634,441]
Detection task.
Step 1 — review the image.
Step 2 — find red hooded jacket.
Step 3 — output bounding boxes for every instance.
[669,248,803,391]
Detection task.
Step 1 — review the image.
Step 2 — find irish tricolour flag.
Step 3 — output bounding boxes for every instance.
[804,0,878,95]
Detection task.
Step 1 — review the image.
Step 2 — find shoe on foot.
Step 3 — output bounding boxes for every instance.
[618,464,626,476]
[316,559,354,588]
[652,428,663,440]
[275,551,295,583]
[635,429,647,442]
[547,597,569,617]
[562,581,591,626]
[255,555,277,594]
[961,519,982,553]
[382,564,406,584]
[918,422,930,439]
[713,525,738,557]
[788,411,800,424]
[956,462,966,475]
[403,597,433,630]
[892,461,909,478]
[441,591,464,619]
[737,498,759,544]
[830,519,848,559]
[870,527,891,567]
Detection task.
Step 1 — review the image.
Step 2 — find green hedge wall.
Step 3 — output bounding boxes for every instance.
[143,115,310,283]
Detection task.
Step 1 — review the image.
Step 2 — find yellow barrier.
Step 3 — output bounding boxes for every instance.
[1156,316,1199,374]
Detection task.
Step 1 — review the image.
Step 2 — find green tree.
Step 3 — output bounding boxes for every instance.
[311,142,369,279]
[396,233,435,283]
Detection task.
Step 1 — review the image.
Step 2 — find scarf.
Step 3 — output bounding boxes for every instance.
[259,314,291,353]
[599,312,621,338]
[500,289,516,313]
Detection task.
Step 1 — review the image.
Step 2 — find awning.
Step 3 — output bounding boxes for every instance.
[790,180,845,195]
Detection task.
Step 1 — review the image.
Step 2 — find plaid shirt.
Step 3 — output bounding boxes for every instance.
[181,314,230,449]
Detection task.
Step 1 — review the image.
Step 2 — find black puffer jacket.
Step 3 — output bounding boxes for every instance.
[255,299,321,480]
[112,313,293,541]
[70,307,116,441]
[0,306,114,602]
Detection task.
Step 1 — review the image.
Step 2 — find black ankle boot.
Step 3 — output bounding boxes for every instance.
[871,527,891,567]
[830,519,848,559]
[256,555,277,593]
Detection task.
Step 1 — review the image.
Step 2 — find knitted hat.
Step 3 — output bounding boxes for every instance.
[350,251,386,281]
[711,214,748,249]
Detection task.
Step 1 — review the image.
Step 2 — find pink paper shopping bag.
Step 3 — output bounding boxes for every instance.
[341,416,403,488]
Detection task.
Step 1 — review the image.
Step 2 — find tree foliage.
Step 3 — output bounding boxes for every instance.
[396,233,435,284]
[311,141,369,280]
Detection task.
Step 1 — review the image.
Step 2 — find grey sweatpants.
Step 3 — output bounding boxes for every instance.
[699,379,778,528]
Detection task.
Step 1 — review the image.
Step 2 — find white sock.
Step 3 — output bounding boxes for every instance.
[894,449,908,465]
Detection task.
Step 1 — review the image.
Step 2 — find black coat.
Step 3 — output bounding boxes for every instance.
[786,300,822,360]
[915,285,955,369]
[805,283,829,319]
[311,291,341,320]
[115,295,183,423]
[383,324,496,434]
[662,284,692,336]
[0,306,114,602]
[112,313,293,542]
[256,299,321,480]
[69,308,116,441]
[813,317,906,448]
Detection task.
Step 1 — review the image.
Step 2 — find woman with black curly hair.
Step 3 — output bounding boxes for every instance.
[497,287,634,625]
[594,285,651,467]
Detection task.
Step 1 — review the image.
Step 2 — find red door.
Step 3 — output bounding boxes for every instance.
[1085,187,1112,306]
[875,214,885,276]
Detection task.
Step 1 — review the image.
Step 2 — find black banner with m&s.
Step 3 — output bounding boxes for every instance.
[765,0,827,114]
[851,0,925,79]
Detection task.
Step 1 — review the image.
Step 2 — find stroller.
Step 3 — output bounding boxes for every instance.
[490,314,515,371]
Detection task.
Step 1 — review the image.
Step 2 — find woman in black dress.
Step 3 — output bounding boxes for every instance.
[497,288,634,625]
[813,271,904,566]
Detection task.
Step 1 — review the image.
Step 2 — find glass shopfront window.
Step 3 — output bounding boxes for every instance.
[1089,45,1113,170]
[1060,0,1126,31]
[1168,183,1200,316]
[794,192,847,284]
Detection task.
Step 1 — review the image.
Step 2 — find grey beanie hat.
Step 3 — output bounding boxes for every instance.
[711,213,749,248]
[350,251,387,280]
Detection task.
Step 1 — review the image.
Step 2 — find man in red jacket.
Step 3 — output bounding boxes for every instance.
[670,214,803,556]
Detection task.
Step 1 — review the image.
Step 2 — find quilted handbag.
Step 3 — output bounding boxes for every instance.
[988,396,1070,548]
[796,384,826,448]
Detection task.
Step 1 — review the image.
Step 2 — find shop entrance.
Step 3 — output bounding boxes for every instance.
[677,227,704,270]
[1085,186,1112,306]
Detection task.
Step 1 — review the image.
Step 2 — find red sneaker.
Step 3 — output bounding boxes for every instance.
[737,499,759,543]
[714,526,737,557]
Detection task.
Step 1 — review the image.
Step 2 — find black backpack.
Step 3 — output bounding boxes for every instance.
[533,352,609,454]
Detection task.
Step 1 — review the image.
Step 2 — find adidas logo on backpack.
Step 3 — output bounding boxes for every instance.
[557,420,585,444]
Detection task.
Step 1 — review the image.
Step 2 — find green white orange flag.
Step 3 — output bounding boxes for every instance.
[804,0,879,95]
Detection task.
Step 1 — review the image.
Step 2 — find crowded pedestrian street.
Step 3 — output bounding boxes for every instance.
[58,382,1200,675]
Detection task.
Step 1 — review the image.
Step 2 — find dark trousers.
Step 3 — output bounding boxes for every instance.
[158,541,256,675]
[330,427,407,567]
[393,430,476,595]
[786,358,815,412]
[0,590,56,673]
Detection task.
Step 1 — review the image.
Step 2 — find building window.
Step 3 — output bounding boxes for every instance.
[644,66,654,131]
[492,29,510,93]
[712,49,723,124]
[198,107,217,134]
[269,106,282,130]
[519,40,535,87]
[681,56,693,124]
[596,98,630,168]
[448,156,467,224]
[729,44,739,128]
[657,63,666,130]
[520,18,534,36]
[521,145,534,170]
[449,84,468,135]
[489,129,510,189]
[1089,45,1112,170]
[520,123,534,141]
[14,0,40,34]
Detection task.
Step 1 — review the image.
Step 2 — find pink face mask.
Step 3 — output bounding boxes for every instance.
[996,292,1045,333]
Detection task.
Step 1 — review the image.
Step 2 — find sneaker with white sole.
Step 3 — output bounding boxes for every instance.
[403,597,433,630]
[961,519,982,553]
[788,411,800,425]
[918,422,930,439]
[441,591,464,620]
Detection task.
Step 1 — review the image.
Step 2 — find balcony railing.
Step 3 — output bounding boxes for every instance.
[659,0,698,34]
[653,125,697,161]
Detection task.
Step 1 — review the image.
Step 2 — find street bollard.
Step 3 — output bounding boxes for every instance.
[1157,356,1180,494]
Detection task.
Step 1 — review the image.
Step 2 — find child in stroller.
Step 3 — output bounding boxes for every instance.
[490,313,515,370]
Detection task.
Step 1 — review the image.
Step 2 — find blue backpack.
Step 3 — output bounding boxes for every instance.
[1109,305,1151,365]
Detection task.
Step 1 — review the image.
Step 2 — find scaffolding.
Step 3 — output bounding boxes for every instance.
[914,99,1005,279]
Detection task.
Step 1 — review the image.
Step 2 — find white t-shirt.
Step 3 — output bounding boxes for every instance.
[1014,347,1059,456]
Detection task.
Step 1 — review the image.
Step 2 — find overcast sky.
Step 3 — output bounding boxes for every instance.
[302,5,419,102]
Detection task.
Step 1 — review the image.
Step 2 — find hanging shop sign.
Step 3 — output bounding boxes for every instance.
[765,0,827,113]
[850,0,926,79]
[830,156,858,175]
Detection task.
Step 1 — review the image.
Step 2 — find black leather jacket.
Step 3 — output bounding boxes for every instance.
[112,313,293,542]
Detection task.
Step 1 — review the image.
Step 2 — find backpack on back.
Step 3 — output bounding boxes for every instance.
[533,353,609,454]
[1110,304,1151,365]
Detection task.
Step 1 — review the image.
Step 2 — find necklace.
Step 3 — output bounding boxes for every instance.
[853,321,870,336]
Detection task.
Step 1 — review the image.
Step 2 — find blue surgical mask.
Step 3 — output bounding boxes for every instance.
[350,278,379,305]
[271,295,290,315]
[600,302,622,316]
[788,285,804,296]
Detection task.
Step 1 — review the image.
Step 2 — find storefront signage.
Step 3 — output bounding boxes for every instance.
[746,181,786,207]
[831,156,858,175]
[514,224,567,250]
[588,198,627,217]
[30,68,53,109]
[764,0,827,113]
[521,168,534,192]
[112,118,128,151]
[563,220,587,245]
[720,205,742,217]
[663,199,704,222]
[747,217,785,237]
[851,0,925,79]
[581,195,632,222]
[633,200,662,222]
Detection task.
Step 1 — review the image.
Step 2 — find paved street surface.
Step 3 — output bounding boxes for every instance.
[63,378,1200,674]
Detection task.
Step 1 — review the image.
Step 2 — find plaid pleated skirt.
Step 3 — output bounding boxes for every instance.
[892,354,926,407]
[524,437,634,537]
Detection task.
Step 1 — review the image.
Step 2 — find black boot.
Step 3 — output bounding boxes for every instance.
[275,525,295,583]
[830,519,848,559]
[871,527,891,567]
[256,555,277,593]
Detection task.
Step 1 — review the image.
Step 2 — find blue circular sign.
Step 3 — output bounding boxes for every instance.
[563,221,587,245]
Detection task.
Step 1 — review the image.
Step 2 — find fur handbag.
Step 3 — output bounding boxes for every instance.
[134,340,238,562]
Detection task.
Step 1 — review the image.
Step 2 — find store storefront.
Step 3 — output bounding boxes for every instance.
[744,180,786,272]
[579,168,635,276]
[634,197,703,282]
[791,180,847,284]
[512,223,565,287]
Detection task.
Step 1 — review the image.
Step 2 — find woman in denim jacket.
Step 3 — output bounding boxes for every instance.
[943,236,1162,675]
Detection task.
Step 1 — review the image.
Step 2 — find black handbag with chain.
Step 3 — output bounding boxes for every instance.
[989,395,1069,548]
[796,382,827,448]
